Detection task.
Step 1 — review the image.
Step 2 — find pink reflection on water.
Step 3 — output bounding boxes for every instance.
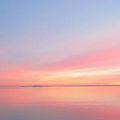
[0,87,120,120]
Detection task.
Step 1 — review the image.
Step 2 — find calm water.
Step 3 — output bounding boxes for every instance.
[0,87,120,120]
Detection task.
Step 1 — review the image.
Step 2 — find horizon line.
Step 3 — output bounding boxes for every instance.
[0,84,120,87]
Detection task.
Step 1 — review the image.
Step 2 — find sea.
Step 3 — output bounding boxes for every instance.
[0,86,120,120]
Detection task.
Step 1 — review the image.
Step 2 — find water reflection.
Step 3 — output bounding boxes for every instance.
[0,87,120,120]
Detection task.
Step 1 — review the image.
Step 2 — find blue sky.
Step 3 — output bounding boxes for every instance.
[0,0,120,85]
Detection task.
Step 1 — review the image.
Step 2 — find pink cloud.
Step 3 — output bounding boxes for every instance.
[38,47,120,73]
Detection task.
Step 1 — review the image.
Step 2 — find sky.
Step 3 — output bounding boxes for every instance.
[0,0,120,86]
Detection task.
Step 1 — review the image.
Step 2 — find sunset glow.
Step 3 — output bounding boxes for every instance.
[0,0,120,86]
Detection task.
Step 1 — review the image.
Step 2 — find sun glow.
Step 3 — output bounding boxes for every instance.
[46,68,120,78]
[38,67,120,86]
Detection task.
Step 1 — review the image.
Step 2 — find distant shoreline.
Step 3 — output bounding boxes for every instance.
[0,85,120,88]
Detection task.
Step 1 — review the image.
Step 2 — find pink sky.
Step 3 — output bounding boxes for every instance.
[0,0,120,86]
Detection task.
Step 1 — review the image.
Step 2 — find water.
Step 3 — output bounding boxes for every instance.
[0,87,120,120]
